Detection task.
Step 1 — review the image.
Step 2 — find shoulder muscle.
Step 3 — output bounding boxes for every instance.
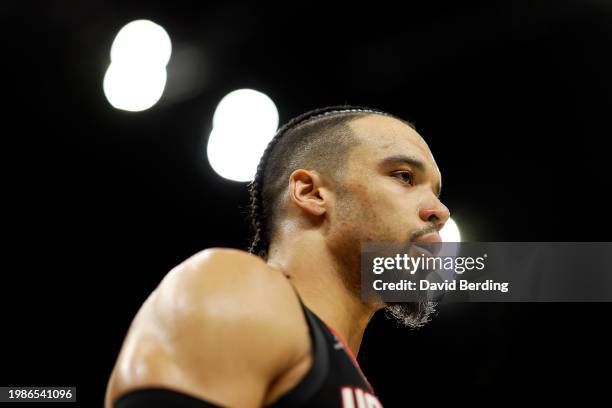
[108,248,310,408]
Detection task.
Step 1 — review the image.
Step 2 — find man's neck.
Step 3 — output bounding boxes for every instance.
[267,235,380,356]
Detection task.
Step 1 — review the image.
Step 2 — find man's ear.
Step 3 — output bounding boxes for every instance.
[288,169,328,217]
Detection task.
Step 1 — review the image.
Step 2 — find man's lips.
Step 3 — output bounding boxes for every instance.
[412,232,442,256]
[414,232,442,243]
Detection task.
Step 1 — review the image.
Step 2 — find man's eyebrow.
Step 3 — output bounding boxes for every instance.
[379,154,425,171]
[379,154,442,198]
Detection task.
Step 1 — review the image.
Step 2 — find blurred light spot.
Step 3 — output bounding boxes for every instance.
[110,20,172,66]
[103,62,167,112]
[440,217,461,242]
[103,20,172,112]
[207,89,279,182]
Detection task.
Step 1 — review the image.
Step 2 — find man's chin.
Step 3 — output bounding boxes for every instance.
[384,301,438,328]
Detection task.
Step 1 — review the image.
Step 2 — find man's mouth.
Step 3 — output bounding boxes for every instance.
[412,232,442,257]
[416,246,434,257]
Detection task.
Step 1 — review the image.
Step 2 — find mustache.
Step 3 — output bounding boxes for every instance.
[409,225,438,241]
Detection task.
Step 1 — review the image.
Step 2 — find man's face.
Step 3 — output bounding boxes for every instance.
[329,114,449,249]
[326,114,450,326]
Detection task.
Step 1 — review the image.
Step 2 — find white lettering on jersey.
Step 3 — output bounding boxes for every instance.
[340,386,383,408]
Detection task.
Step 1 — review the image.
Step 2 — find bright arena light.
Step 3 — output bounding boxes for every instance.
[440,217,461,242]
[110,20,172,66]
[212,89,279,132]
[103,19,172,112]
[207,89,279,182]
[103,62,167,112]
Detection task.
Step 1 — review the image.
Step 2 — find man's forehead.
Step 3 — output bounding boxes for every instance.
[348,114,437,168]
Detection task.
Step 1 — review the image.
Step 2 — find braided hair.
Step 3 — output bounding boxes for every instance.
[246,105,415,260]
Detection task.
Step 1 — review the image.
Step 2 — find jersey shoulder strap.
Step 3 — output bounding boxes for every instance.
[268,281,330,407]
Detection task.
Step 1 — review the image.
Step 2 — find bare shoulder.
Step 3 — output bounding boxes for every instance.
[106,248,310,408]
[154,247,306,338]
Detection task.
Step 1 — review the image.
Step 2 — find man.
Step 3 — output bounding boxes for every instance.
[105,105,450,407]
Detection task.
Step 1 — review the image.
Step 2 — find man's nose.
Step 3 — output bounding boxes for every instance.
[419,203,450,230]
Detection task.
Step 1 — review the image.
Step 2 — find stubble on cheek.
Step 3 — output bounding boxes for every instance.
[337,180,398,244]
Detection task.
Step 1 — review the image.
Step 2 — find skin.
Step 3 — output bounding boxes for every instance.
[105,114,449,407]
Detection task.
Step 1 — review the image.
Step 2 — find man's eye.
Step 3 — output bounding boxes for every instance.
[393,171,414,184]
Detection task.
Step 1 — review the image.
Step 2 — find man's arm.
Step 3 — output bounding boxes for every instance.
[105,248,311,408]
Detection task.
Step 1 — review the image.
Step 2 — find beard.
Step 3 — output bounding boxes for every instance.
[384,301,438,328]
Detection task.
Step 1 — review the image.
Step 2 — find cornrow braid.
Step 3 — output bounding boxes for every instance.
[246,104,412,260]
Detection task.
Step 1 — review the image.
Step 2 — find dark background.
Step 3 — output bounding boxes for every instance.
[3,0,611,406]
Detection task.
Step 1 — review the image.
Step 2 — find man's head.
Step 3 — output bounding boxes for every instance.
[247,105,450,327]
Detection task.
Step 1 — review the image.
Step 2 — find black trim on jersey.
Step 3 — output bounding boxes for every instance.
[114,387,223,407]
[267,285,330,407]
